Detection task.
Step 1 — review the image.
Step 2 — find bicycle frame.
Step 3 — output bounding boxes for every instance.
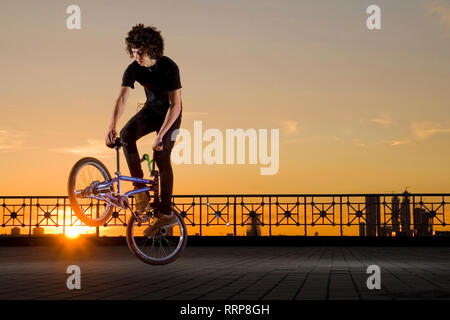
[76,145,159,214]
[96,175,156,199]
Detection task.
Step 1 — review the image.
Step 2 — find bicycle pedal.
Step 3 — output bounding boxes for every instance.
[139,213,152,223]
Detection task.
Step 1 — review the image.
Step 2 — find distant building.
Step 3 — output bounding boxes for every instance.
[33,227,44,236]
[246,228,261,236]
[399,192,411,236]
[365,196,380,236]
[413,207,433,236]
[379,226,393,237]
[246,212,261,236]
[359,223,365,237]
[11,227,20,236]
[391,195,400,234]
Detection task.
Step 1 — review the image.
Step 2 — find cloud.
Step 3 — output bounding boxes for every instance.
[379,139,412,147]
[352,139,366,147]
[411,121,450,139]
[281,120,299,135]
[427,0,450,31]
[390,140,411,146]
[53,139,111,158]
[0,130,26,152]
[281,135,340,145]
[360,113,392,128]
[370,114,392,127]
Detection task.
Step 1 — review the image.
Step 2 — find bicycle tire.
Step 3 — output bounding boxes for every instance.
[68,157,114,227]
[126,208,188,265]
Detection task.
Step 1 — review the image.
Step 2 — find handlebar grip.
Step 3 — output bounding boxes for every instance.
[114,139,122,147]
[106,138,122,149]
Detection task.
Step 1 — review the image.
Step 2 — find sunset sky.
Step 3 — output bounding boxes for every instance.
[1,0,450,196]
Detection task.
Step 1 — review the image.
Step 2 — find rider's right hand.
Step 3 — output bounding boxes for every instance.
[106,128,117,148]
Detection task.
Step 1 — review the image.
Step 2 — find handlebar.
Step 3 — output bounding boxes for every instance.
[107,139,162,149]
[106,138,160,177]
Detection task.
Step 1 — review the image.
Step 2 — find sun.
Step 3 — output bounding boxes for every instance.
[64,226,94,239]
[65,227,81,239]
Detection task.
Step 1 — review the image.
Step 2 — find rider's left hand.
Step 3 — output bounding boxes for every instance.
[152,136,163,151]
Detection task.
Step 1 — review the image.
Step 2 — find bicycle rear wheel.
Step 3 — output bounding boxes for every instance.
[126,208,188,265]
[68,157,114,227]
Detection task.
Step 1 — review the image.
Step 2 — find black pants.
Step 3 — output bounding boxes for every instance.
[120,106,182,211]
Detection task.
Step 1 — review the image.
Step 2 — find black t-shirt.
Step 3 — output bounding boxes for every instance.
[121,56,182,116]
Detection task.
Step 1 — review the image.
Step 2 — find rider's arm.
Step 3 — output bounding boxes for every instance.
[106,86,131,145]
[110,86,131,130]
[156,89,182,142]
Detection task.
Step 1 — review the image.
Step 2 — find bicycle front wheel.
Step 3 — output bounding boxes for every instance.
[68,157,114,227]
[126,208,188,265]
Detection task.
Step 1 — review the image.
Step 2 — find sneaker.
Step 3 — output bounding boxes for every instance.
[143,212,178,237]
[134,191,150,213]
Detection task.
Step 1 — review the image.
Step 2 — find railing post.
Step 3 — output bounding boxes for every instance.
[63,198,66,236]
[199,196,202,236]
[340,196,343,237]
[269,196,271,237]
[96,200,100,237]
[412,195,416,237]
[304,196,307,236]
[29,198,32,236]
[233,196,237,236]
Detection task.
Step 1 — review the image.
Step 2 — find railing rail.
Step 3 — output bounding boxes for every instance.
[1,193,449,237]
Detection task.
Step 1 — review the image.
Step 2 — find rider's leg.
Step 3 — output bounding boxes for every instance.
[153,150,173,215]
[143,113,182,235]
[120,108,164,212]
[154,113,182,216]
[120,108,164,187]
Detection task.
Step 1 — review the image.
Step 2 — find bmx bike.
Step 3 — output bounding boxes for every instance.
[67,139,187,265]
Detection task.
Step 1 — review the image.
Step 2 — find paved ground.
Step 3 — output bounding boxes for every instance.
[1,244,450,300]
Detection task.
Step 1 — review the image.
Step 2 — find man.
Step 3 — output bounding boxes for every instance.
[105,24,182,236]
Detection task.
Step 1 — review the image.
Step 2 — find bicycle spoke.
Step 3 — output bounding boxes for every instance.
[159,237,165,258]
[87,165,93,185]
[162,235,174,252]
[151,236,156,258]
[166,236,178,248]
[141,236,149,248]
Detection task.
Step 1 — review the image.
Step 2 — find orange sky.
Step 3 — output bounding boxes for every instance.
[1,0,450,197]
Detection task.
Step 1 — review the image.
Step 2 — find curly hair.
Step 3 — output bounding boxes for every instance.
[125,24,164,60]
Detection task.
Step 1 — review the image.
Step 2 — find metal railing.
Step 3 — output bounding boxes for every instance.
[1,193,449,237]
